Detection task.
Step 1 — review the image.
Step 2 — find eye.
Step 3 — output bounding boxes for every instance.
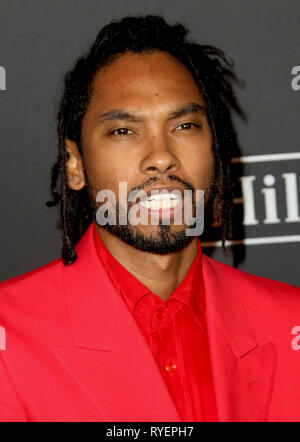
[175,122,200,131]
[108,128,134,136]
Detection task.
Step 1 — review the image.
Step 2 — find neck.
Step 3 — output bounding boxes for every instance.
[95,225,198,301]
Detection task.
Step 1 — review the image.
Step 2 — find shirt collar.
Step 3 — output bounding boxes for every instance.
[93,223,206,329]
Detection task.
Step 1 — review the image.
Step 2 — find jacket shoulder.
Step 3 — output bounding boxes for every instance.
[202,253,300,327]
[0,258,67,336]
[0,258,64,298]
[202,253,300,293]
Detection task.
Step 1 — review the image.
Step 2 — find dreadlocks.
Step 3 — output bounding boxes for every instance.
[47,15,242,265]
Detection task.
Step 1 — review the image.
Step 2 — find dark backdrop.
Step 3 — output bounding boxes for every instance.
[0,0,299,286]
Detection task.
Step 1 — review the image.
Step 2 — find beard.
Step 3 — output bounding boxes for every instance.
[86,174,212,255]
[100,219,193,254]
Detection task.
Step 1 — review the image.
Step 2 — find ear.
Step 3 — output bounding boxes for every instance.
[64,139,86,191]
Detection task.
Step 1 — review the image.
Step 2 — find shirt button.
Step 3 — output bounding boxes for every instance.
[164,360,177,373]
[155,304,169,319]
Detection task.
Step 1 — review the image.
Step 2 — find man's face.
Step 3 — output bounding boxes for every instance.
[66,50,214,253]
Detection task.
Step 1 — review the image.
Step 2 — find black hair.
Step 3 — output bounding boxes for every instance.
[47,15,243,265]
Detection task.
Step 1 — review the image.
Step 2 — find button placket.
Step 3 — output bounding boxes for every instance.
[155,303,169,320]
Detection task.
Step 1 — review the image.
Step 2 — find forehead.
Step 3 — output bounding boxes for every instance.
[87,51,205,113]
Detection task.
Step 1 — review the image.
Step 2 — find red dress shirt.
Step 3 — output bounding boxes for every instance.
[93,224,218,422]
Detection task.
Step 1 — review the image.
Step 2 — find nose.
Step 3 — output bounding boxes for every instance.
[140,137,180,176]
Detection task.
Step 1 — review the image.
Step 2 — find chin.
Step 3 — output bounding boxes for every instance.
[102,223,193,254]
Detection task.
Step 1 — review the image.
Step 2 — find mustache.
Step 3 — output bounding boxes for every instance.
[129,175,195,195]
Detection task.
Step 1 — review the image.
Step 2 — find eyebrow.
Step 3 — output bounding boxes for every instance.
[96,102,206,124]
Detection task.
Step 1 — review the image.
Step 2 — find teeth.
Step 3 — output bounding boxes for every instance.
[140,198,180,210]
[146,193,180,201]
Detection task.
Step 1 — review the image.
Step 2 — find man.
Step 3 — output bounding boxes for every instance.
[0,15,300,422]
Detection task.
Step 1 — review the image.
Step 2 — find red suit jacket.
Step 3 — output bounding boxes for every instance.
[0,223,300,422]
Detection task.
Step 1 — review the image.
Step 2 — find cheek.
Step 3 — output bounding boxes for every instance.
[85,160,122,193]
[183,143,214,189]
[205,154,215,184]
[82,146,137,198]
[190,160,214,189]
[81,138,118,189]
[188,126,214,186]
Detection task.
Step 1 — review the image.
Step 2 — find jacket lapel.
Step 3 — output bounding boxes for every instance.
[54,223,180,422]
[202,256,277,421]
